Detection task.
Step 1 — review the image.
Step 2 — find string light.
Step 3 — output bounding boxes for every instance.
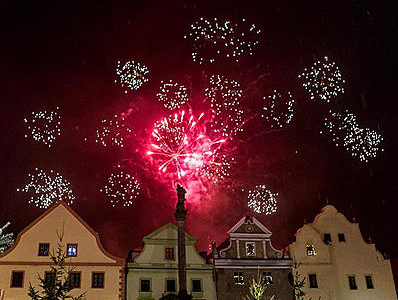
[298,56,345,102]
[322,110,383,162]
[18,168,75,209]
[184,17,261,64]
[95,115,132,147]
[115,60,149,93]
[101,172,141,207]
[247,185,278,215]
[157,80,189,110]
[24,107,61,147]
[205,75,244,137]
[262,90,295,128]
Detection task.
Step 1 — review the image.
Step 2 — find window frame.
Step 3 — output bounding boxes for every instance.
[233,271,244,285]
[165,278,177,293]
[338,233,346,242]
[10,270,24,288]
[245,241,256,256]
[44,271,56,287]
[69,271,82,289]
[306,244,317,256]
[262,271,273,284]
[348,275,358,290]
[67,243,78,257]
[91,272,105,289]
[38,243,50,256]
[365,274,374,289]
[191,278,202,292]
[323,233,332,244]
[164,246,175,260]
[139,278,152,292]
[308,273,318,289]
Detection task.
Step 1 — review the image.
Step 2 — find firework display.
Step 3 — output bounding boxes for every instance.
[95,115,132,147]
[322,111,383,162]
[18,168,75,209]
[147,110,226,180]
[24,107,61,147]
[115,60,149,92]
[199,153,233,183]
[247,185,278,215]
[101,172,141,207]
[262,90,295,129]
[298,56,345,102]
[157,80,189,110]
[185,18,261,64]
[205,75,244,137]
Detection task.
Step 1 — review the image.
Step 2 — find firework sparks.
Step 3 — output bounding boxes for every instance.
[147,110,226,181]
[247,185,278,215]
[184,17,261,64]
[262,90,295,129]
[205,75,244,137]
[95,115,132,147]
[322,110,383,162]
[115,60,149,92]
[24,107,61,147]
[298,56,345,102]
[157,80,189,110]
[17,168,75,209]
[101,172,141,207]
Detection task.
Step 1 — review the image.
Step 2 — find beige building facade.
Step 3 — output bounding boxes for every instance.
[127,222,216,300]
[289,204,397,300]
[0,201,125,300]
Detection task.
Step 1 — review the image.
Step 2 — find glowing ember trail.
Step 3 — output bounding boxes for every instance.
[147,111,226,182]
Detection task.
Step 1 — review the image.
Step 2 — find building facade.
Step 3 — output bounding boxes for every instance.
[212,216,293,300]
[289,204,397,300]
[127,222,216,300]
[0,201,125,300]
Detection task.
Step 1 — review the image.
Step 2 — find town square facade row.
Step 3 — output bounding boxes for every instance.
[0,201,396,300]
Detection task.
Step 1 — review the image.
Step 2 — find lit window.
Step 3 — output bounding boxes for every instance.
[166,279,176,292]
[323,233,332,244]
[338,233,346,242]
[10,271,24,288]
[309,274,318,288]
[365,275,374,289]
[245,242,256,256]
[38,243,49,256]
[92,272,104,288]
[140,279,151,292]
[348,275,357,290]
[192,279,202,292]
[69,272,81,288]
[44,272,56,287]
[67,244,77,257]
[306,244,316,256]
[234,272,244,285]
[165,247,174,260]
[263,271,273,284]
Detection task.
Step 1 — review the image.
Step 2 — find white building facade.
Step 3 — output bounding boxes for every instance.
[127,222,216,300]
[289,204,397,300]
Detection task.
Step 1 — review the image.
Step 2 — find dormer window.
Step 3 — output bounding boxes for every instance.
[306,244,316,256]
[323,233,332,244]
[165,247,174,260]
[245,242,256,256]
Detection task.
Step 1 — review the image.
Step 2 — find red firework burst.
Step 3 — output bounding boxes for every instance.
[146,111,226,181]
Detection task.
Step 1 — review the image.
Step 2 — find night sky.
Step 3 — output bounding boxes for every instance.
[1,0,398,273]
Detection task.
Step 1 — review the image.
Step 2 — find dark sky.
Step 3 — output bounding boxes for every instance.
[1,0,398,270]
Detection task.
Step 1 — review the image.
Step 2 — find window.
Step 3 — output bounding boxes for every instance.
[44,272,56,287]
[338,233,346,242]
[263,271,273,284]
[69,272,81,288]
[348,275,357,290]
[67,244,77,257]
[245,242,256,256]
[10,271,24,287]
[309,274,318,288]
[306,244,316,256]
[365,275,374,289]
[166,279,176,292]
[234,272,244,285]
[140,279,151,292]
[38,243,50,256]
[323,233,332,244]
[92,272,104,288]
[192,279,202,292]
[165,247,174,260]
